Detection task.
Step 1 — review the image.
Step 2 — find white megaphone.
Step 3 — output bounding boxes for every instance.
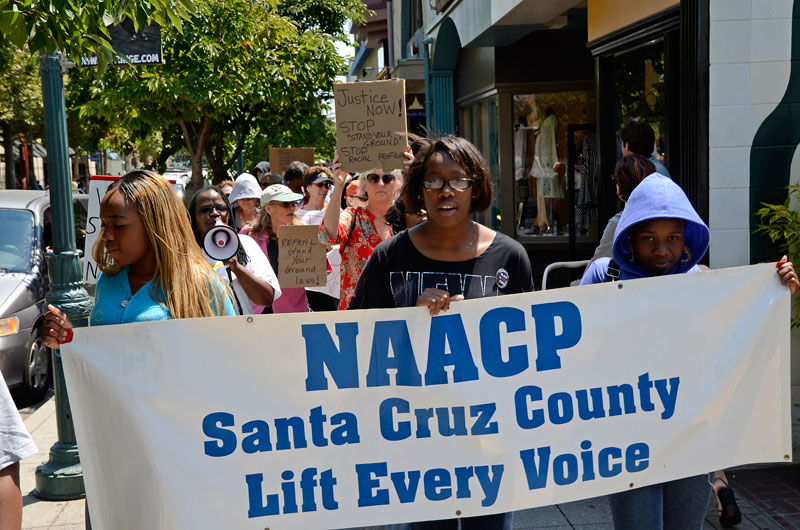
[203,220,239,262]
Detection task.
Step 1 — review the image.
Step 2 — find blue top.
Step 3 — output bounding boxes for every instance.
[90,266,234,326]
[650,156,671,178]
[581,173,709,284]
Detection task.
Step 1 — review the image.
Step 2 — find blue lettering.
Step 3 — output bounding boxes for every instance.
[203,412,237,457]
[479,307,529,377]
[530,302,582,371]
[303,323,359,391]
[245,473,279,517]
[553,453,578,485]
[626,443,650,472]
[598,446,622,477]
[379,397,411,441]
[548,392,574,425]
[425,314,478,385]
[241,420,271,454]
[470,403,498,435]
[366,320,422,387]
[423,468,452,501]
[519,446,550,490]
[515,385,545,429]
[390,470,420,503]
[356,462,390,507]
[330,412,360,445]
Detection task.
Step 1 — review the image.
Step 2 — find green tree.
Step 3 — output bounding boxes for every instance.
[72,0,365,195]
[0,0,195,71]
[0,42,42,188]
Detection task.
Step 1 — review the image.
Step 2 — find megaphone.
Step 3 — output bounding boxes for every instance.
[203,220,239,262]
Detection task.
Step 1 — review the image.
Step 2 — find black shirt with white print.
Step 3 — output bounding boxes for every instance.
[349,230,534,309]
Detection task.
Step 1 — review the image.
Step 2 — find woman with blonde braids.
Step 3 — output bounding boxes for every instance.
[42,170,234,347]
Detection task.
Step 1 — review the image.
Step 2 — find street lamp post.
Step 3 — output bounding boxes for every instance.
[34,52,92,500]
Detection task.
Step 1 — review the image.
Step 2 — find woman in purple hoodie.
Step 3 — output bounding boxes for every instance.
[581,173,798,529]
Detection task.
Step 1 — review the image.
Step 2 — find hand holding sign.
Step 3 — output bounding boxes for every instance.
[334,79,408,172]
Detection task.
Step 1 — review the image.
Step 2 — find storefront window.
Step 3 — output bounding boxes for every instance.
[614,41,668,168]
[512,90,596,239]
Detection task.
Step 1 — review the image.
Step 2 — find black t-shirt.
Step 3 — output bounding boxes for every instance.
[349,230,534,309]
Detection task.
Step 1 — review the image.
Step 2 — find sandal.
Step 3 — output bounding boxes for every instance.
[714,477,742,528]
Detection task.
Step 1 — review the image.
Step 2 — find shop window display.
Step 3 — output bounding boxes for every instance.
[513,90,596,239]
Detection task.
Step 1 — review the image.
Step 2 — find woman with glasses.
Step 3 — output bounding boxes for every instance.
[300,166,333,214]
[188,186,280,315]
[349,136,532,530]
[241,184,311,313]
[320,150,412,310]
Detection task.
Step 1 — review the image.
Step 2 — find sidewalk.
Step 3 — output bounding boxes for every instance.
[20,397,798,529]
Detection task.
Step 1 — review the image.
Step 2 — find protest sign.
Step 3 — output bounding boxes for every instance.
[334,78,407,172]
[82,176,118,283]
[82,175,180,284]
[269,148,315,176]
[62,264,791,529]
[277,224,328,288]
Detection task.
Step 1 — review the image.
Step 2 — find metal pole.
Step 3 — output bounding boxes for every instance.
[236,132,244,174]
[34,51,91,501]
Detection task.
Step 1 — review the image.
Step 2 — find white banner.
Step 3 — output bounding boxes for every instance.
[61,264,791,529]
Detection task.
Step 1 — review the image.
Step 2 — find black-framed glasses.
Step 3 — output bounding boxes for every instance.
[423,177,474,190]
[366,173,396,185]
[197,204,229,215]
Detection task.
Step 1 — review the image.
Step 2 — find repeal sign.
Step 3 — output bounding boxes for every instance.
[277,224,327,288]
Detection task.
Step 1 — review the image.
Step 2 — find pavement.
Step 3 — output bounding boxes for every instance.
[17,394,800,529]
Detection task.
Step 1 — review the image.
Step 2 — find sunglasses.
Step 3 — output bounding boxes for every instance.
[269,201,296,209]
[366,173,396,185]
[312,180,332,189]
[197,204,229,215]
[422,177,474,190]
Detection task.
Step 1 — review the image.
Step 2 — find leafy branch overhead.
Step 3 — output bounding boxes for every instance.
[0,0,196,71]
[755,184,800,327]
[69,0,366,189]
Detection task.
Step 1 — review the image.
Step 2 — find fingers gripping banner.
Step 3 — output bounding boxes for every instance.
[61,264,791,529]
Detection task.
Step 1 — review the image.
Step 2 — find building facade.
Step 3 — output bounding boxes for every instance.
[349,0,800,284]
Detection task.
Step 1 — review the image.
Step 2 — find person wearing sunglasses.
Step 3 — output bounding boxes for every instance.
[188,186,280,315]
[349,136,532,530]
[241,184,311,314]
[320,148,413,310]
[299,166,333,212]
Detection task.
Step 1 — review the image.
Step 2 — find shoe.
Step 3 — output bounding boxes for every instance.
[715,477,742,528]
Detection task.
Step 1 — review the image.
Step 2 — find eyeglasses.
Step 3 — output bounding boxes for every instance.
[270,201,296,209]
[423,177,474,190]
[197,204,229,215]
[366,173,396,185]
[312,181,332,189]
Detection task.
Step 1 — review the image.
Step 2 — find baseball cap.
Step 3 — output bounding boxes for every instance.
[261,184,304,206]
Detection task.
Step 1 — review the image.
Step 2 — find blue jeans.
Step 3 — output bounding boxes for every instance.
[608,474,712,530]
[386,512,512,530]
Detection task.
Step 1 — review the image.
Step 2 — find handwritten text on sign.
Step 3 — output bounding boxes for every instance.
[334,79,408,172]
[277,224,327,288]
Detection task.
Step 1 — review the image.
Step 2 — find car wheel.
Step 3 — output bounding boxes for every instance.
[21,328,52,402]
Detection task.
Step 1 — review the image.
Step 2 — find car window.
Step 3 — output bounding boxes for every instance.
[0,209,35,272]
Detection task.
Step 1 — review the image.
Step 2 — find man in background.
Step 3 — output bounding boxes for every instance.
[619,119,671,177]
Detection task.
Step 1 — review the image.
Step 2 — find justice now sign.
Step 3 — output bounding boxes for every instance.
[61,264,791,529]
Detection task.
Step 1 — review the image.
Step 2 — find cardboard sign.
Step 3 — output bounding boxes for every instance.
[334,79,407,172]
[276,224,327,288]
[269,148,315,176]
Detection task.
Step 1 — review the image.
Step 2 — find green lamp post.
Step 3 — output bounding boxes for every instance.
[34,52,92,500]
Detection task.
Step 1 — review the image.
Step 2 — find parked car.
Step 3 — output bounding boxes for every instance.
[0,190,88,401]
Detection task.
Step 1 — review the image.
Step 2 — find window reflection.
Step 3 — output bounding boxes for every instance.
[513,90,596,239]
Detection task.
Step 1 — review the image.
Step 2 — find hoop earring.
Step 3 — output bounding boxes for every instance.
[627,246,635,263]
[680,246,692,264]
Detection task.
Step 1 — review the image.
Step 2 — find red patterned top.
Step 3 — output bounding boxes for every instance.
[318,207,390,310]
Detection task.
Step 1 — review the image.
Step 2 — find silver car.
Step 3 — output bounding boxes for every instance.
[0,190,88,402]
